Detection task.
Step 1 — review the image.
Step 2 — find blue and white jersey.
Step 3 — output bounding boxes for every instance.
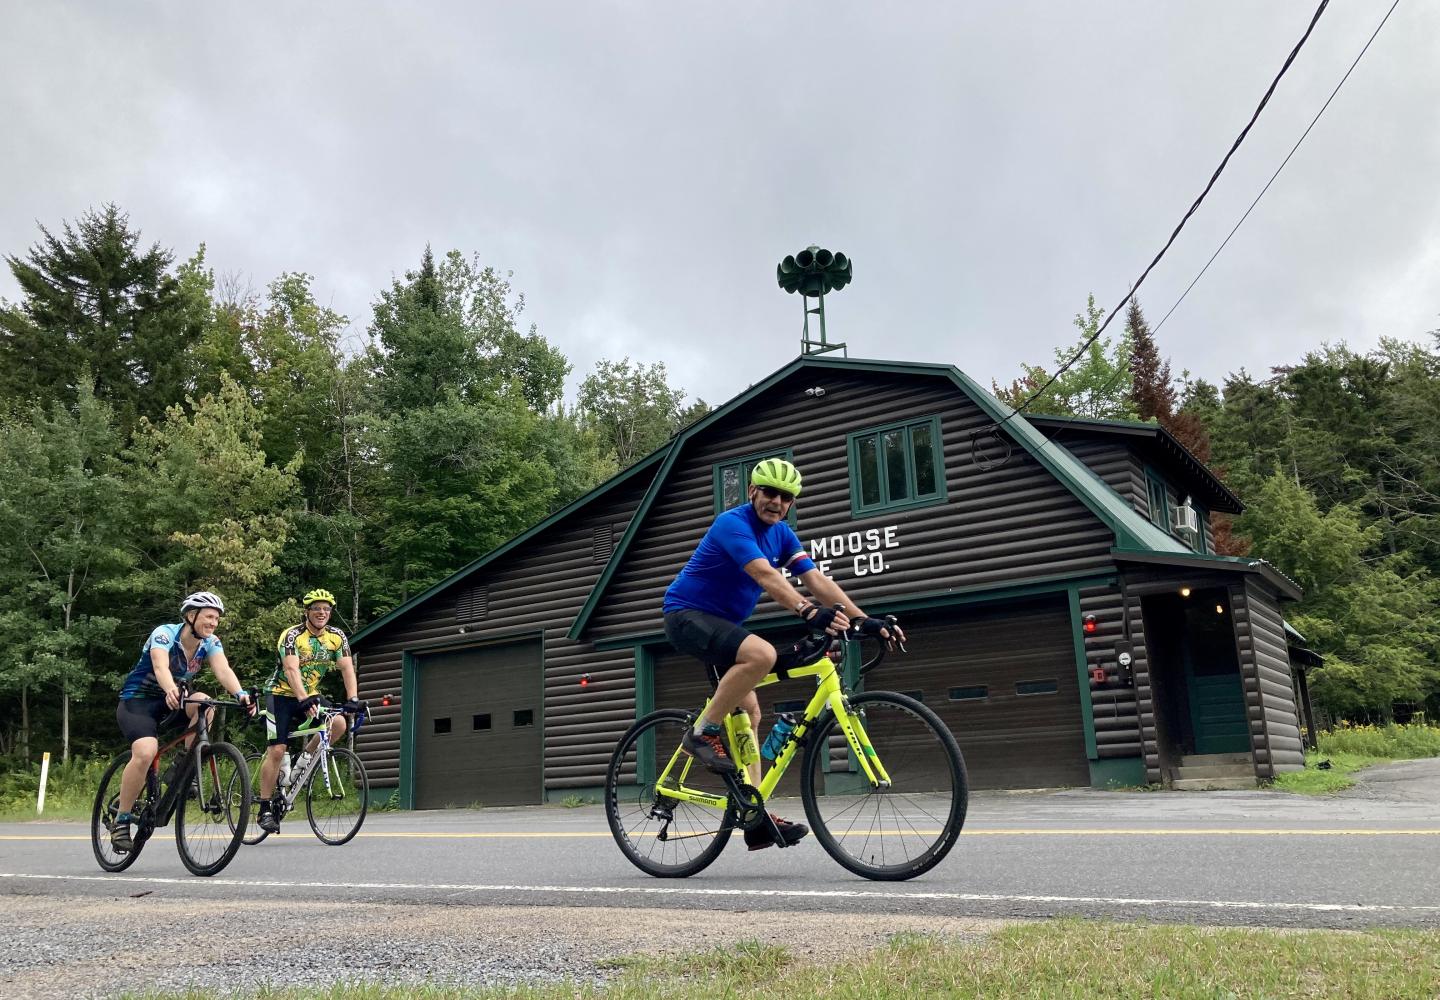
[118,624,224,700]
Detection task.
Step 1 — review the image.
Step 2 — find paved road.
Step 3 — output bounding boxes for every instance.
[3,762,1439,997]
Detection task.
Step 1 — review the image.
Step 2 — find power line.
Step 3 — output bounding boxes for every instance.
[1000,0,1331,427]
[1152,0,1402,337]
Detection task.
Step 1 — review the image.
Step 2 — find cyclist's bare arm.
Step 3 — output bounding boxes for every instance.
[281,654,315,716]
[149,646,182,709]
[797,568,907,645]
[207,651,247,700]
[743,559,852,634]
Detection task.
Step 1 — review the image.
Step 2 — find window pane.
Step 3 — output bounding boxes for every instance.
[1148,478,1167,526]
[884,430,909,501]
[721,466,742,509]
[949,685,988,702]
[472,714,491,731]
[912,423,937,496]
[857,436,881,507]
[513,709,534,727]
[433,717,451,734]
[1016,679,1059,696]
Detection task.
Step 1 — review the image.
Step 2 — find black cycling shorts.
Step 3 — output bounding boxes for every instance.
[266,693,319,747]
[664,609,751,689]
[116,697,188,744]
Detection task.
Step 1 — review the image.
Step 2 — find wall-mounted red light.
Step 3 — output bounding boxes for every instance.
[580,673,591,688]
[381,694,392,707]
[1082,614,1097,635]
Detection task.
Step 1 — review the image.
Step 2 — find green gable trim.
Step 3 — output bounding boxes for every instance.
[1111,547,1302,601]
[353,446,669,647]
[569,355,1190,641]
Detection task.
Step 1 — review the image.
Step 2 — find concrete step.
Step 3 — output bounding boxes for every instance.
[1171,776,1257,791]
[1178,752,1253,766]
[1176,763,1255,780]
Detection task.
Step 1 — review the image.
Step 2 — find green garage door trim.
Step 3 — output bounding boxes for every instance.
[399,634,545,809]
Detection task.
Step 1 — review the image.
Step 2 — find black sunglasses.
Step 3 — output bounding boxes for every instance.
[758,485,796,503]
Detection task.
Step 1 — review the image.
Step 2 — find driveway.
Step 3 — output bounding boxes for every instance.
[1338,755,1440,803]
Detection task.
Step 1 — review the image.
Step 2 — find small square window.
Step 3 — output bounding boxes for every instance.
[1016,679,1059,696]
[949,685,988,702]
[433,717,452,734]
[473,714,491,731]
[513,709,534,727]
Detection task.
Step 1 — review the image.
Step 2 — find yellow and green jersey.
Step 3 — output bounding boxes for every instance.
[268,624,351,698]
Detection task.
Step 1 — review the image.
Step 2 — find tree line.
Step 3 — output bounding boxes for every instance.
[3,205,1435,763]
[0,205,707,760]
[996,296,1440,723]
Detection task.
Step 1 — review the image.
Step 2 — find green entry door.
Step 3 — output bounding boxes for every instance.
[1183,643,1249,755]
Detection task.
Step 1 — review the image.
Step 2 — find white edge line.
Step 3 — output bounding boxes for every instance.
[2,872,1437,915]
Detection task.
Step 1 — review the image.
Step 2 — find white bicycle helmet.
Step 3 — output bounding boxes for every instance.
[180,591,225,616]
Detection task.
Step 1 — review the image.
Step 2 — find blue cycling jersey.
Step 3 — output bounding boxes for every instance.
[663,504,816,623]
[118,624,224,700]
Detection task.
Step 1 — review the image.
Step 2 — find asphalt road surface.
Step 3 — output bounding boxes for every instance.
[3,759,1439,997]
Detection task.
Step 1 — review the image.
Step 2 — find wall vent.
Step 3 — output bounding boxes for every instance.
[456,585,488,623]
[592,524,614,563]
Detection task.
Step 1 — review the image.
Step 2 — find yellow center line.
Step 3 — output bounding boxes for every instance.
[4,827,1440,842]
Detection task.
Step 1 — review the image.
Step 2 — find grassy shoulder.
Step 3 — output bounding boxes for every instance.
[1274,722,1440,796]
[125,920,1440,1000]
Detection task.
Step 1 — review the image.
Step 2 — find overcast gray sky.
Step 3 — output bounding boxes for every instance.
[3,2,1436,408]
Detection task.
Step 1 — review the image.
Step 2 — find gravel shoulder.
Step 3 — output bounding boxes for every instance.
[0,894,1006,999]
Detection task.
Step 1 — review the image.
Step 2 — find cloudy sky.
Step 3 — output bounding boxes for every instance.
[3,2,1436,408]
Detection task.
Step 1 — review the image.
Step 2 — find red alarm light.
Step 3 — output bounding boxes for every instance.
[1082,614,1097,635]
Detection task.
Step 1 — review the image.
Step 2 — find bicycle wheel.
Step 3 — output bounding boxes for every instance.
[800,691,968,881]
[605,709,737,878]
[91,751,151,872]
[306,746,369,846]
[176,741,250,876]
[231,752,270,846]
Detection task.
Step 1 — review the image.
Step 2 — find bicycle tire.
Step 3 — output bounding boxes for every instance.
[605,709,737,878]
[232,752,270,846]
[306,745,369,846]
[176,741,250,876]
[800,690,968,881]
[91,751,150,872]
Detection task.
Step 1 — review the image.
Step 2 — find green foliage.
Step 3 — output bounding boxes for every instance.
[1319,721,1440,759]
[578,357,710,466]
[0,754,112,821]
[993,294,1139,420]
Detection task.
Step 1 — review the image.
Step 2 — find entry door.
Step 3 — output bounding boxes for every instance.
[413,641,543,808]
[1182,597,1249,755]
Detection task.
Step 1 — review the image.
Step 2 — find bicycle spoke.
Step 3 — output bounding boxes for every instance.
[306,746,368,846]
[176,742,249,876]
[801,692,968,881]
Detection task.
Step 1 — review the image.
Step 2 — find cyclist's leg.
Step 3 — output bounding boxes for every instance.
[258,695,292,801]
[328,711,348,744]
[702,635,774,728]
[115,699,165,813]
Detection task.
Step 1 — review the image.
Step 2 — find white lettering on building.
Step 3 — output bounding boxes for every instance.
[787,523,900,582]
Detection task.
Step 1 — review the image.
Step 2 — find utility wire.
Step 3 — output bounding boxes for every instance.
[999,0,1331,428]
[1151,0,1401,336]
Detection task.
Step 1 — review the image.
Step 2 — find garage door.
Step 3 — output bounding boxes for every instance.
[885,598,1090,789]
[413,641,543,808]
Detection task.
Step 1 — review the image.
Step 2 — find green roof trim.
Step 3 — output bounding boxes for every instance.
[568,354,1198,640]
[352,446,671,647]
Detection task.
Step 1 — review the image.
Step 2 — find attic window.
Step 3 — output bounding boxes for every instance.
[456,585,488,623]
[1146,470,1169,529]
[848,416,946,516]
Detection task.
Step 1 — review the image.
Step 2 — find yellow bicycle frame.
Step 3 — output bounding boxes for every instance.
[654,652,894,812]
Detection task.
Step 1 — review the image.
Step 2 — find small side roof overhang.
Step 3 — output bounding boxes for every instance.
[1110,548,1303,602]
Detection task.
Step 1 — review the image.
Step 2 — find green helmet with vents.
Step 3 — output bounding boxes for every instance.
[749,458,803,498]
[303,588,336,608]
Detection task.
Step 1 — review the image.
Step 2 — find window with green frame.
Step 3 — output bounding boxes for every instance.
[1145,470,1169,529]
[713,449,796,517]
[1193,502,1209,554]
[848,416,945,515]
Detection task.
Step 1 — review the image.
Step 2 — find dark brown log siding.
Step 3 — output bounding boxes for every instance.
[353,474,655,789]
[1059,440,1149,517]
[1079,585,1144,762]
[1235,578,1305,776]
[588,370,1116,641]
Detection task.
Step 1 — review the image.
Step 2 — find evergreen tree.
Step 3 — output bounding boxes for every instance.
[1126,297,1174,422]
[992,294,1138,420]
[0,205,207,433]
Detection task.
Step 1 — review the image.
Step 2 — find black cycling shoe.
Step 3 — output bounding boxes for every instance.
[681,727,737,774]
[110,823,133,855]
[257,809,280,834]
[744,814,808,851]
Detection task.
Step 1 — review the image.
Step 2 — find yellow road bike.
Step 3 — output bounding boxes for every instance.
[605,618,968,881]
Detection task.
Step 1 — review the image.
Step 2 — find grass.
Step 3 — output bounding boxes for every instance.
[1274,722,1440,796]
[120,921,1440,999]
[0,754,112,822]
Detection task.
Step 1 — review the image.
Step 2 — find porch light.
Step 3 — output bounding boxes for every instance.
[1215,604,1225,615]
[1180,586,1192,598]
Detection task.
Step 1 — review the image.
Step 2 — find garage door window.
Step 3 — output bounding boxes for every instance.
[1016,679,1059,696]
[949,685,988,702]
[514,709,534,727]
[433,717,451,734]
[473,714,491,731]
[848,416,945,516]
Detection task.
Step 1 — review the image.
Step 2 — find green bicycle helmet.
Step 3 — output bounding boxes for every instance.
[303,588,337,608]
[750,457,803,498]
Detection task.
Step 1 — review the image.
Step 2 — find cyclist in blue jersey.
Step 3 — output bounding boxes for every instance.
[110,591,254,853]
[662,457,905,850]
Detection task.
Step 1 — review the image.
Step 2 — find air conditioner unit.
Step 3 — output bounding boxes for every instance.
[1171,498,1199,537]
